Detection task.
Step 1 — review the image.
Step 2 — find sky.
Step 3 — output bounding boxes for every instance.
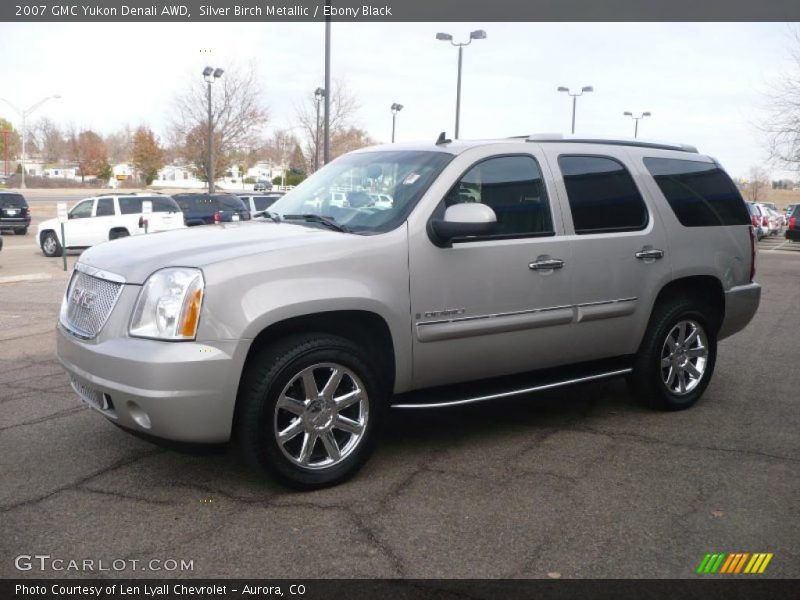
[0,21,797,179]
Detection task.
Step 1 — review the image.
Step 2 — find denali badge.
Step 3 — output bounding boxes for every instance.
[70,287,97,309]
[417,308,466,320]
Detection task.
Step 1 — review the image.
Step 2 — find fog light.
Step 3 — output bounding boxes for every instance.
[127,402,152,429]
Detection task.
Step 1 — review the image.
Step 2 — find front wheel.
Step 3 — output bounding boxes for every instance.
[236,334,385,489]
[629,298,717,411]
[41,231,63,257]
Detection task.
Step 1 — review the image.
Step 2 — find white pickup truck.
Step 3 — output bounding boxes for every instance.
[38,194,185,257]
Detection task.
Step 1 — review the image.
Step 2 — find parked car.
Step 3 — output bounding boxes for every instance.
[37,194,184,257]
[786,204,800,242]
[368,193,394,209]
[235,192,285,215]
[0,191,31,234]
[751,203,778,237]
[759,201,778,212]
[56,135,760,488]
[173,193,251,226]
[254,179,273,192]
[759,205,783,235]
[746,203,768,240]
[770,207,786,229]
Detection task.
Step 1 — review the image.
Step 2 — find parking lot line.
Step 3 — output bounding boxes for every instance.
[0,272,53,284]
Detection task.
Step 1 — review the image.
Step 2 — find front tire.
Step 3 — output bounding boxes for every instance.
[236,334,386,489]
[41,231,63,257]
[630,297,717,411]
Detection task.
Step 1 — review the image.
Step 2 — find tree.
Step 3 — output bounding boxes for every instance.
[763,28,800,171]
[105,125,134,165]
[745,165,770,202]
[331,126,377,159]
[295,81,363,171]
[170,64,269,185]
[131,126,165,185]
[31,117,64,164]
[68,130,108,183]
[0,118,21,168]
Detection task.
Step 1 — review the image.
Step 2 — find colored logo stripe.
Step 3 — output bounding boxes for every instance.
[697,553,773,574]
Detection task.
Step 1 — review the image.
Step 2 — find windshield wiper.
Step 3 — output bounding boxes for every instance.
[254,210,282,223]
[282,214,350,233]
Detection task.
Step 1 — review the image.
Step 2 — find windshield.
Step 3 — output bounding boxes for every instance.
[268,150,453,233]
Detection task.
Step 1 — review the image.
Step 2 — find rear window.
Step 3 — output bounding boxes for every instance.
[558,155,648,234]
[0,194,27,208]
[792,205,800,218]
[175,195,214,211]
[253,196,279,211]
[643,158,750,227]
[214,194,247,210]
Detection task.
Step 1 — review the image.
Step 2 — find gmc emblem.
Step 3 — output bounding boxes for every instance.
[70,287,97,309]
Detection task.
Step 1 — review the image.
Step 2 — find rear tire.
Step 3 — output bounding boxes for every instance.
[41,231,63,257]
[629,297,717,411]
[235,333,386,489]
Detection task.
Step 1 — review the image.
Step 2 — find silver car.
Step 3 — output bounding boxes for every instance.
[57,135,760,488]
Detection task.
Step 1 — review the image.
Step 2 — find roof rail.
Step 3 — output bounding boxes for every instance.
[525,133,698,153]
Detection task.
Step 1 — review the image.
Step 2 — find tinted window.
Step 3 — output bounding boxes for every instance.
[118,197,143,215]
[558,156,648,234]
[444,155,553,237]
[215,194,246,210]
[644,158,750,227]
[142,197,179,213]
[253,196,279,211]
[791,205,800,218]
[0,194,27,208]
[96,198,115,216]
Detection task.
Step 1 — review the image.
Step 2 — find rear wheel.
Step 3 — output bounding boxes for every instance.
[236,334,386,489]
[629,297,717,411]
[41,231,63,257]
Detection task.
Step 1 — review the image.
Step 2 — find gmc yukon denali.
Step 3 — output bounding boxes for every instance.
[56,135,761,488]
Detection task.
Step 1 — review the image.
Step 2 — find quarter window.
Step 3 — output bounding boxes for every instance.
[444,155,553,238]
[643,157,750,227]
[558,155,648,234]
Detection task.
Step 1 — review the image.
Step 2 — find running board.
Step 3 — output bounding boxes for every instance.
[391,365,632,410]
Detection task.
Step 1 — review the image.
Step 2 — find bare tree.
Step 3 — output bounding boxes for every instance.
[763,28,800,171]
[295,81,361,171]
[31,117,64,164]
[104,125,134,165]
[170,64,269,182]
[745,165,771,203]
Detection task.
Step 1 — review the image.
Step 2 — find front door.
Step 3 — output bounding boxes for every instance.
[408,149,576,389]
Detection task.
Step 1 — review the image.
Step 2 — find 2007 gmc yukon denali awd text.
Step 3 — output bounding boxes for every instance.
[56,135,761,488]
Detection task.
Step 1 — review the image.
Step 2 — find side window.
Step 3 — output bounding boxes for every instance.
[444,155,553,238]
[69,200,94,219]
[558,155,648,234]
[96,198,115,216]
[118,197,143,215]
[643,157,750,227]
[149,198,177,212]
[254,196,277,211]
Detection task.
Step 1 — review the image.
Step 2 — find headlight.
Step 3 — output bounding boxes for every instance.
[129,268,204,340]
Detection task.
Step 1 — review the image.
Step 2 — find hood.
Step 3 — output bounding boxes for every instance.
[78,221,344,284]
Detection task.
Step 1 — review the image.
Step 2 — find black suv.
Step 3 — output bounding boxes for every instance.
[172,193,251,226]
[0,192,31,234]
[786,204,800,242]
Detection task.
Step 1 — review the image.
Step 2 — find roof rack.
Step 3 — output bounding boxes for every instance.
[524,133,698,153]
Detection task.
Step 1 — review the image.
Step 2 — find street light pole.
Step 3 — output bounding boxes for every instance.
[202,66,224,193]
[314,87,325,171]
[623,111,651,139]
[436,30,487,139]
[557,86,593,135]
[390,103,403,143]
[323,3,332,165]
[0,94,61,189]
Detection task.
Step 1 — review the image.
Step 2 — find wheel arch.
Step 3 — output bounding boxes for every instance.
[649,275,725,335]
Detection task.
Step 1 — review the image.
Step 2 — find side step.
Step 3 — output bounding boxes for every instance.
[391,358,632,410]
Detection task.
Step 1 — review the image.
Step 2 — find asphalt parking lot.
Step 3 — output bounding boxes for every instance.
[0,199,798,579]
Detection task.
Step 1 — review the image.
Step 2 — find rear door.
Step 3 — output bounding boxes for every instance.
[90,197,117,244]
[542,146,672,362]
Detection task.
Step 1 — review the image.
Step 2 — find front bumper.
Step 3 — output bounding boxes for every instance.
[57,325,245,443]
[718,283,761,340]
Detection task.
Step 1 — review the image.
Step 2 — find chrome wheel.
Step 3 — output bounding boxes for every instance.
[43,235,57,255]
[273,362,369,470]
[660,320,709,395]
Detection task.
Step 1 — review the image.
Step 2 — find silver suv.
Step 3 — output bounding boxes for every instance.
[56,135,760,488]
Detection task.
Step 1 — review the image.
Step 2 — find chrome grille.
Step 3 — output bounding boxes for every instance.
[69,375,108,411]
[62,269,124,338]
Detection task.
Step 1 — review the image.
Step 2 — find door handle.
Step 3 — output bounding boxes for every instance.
[635,248,665,260]
[529,258,565,271]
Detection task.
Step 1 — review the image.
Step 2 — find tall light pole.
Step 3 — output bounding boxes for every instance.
[623,111,651,138]
[0,94,61,189]
[202,66,224,193]
[390,103,403,143]
[557,86,593,134]
[314,87,325,171]
[436,29,486,139]
[323,2,332,165]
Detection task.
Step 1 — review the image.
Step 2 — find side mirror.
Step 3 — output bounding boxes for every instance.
[431,203,497,245]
